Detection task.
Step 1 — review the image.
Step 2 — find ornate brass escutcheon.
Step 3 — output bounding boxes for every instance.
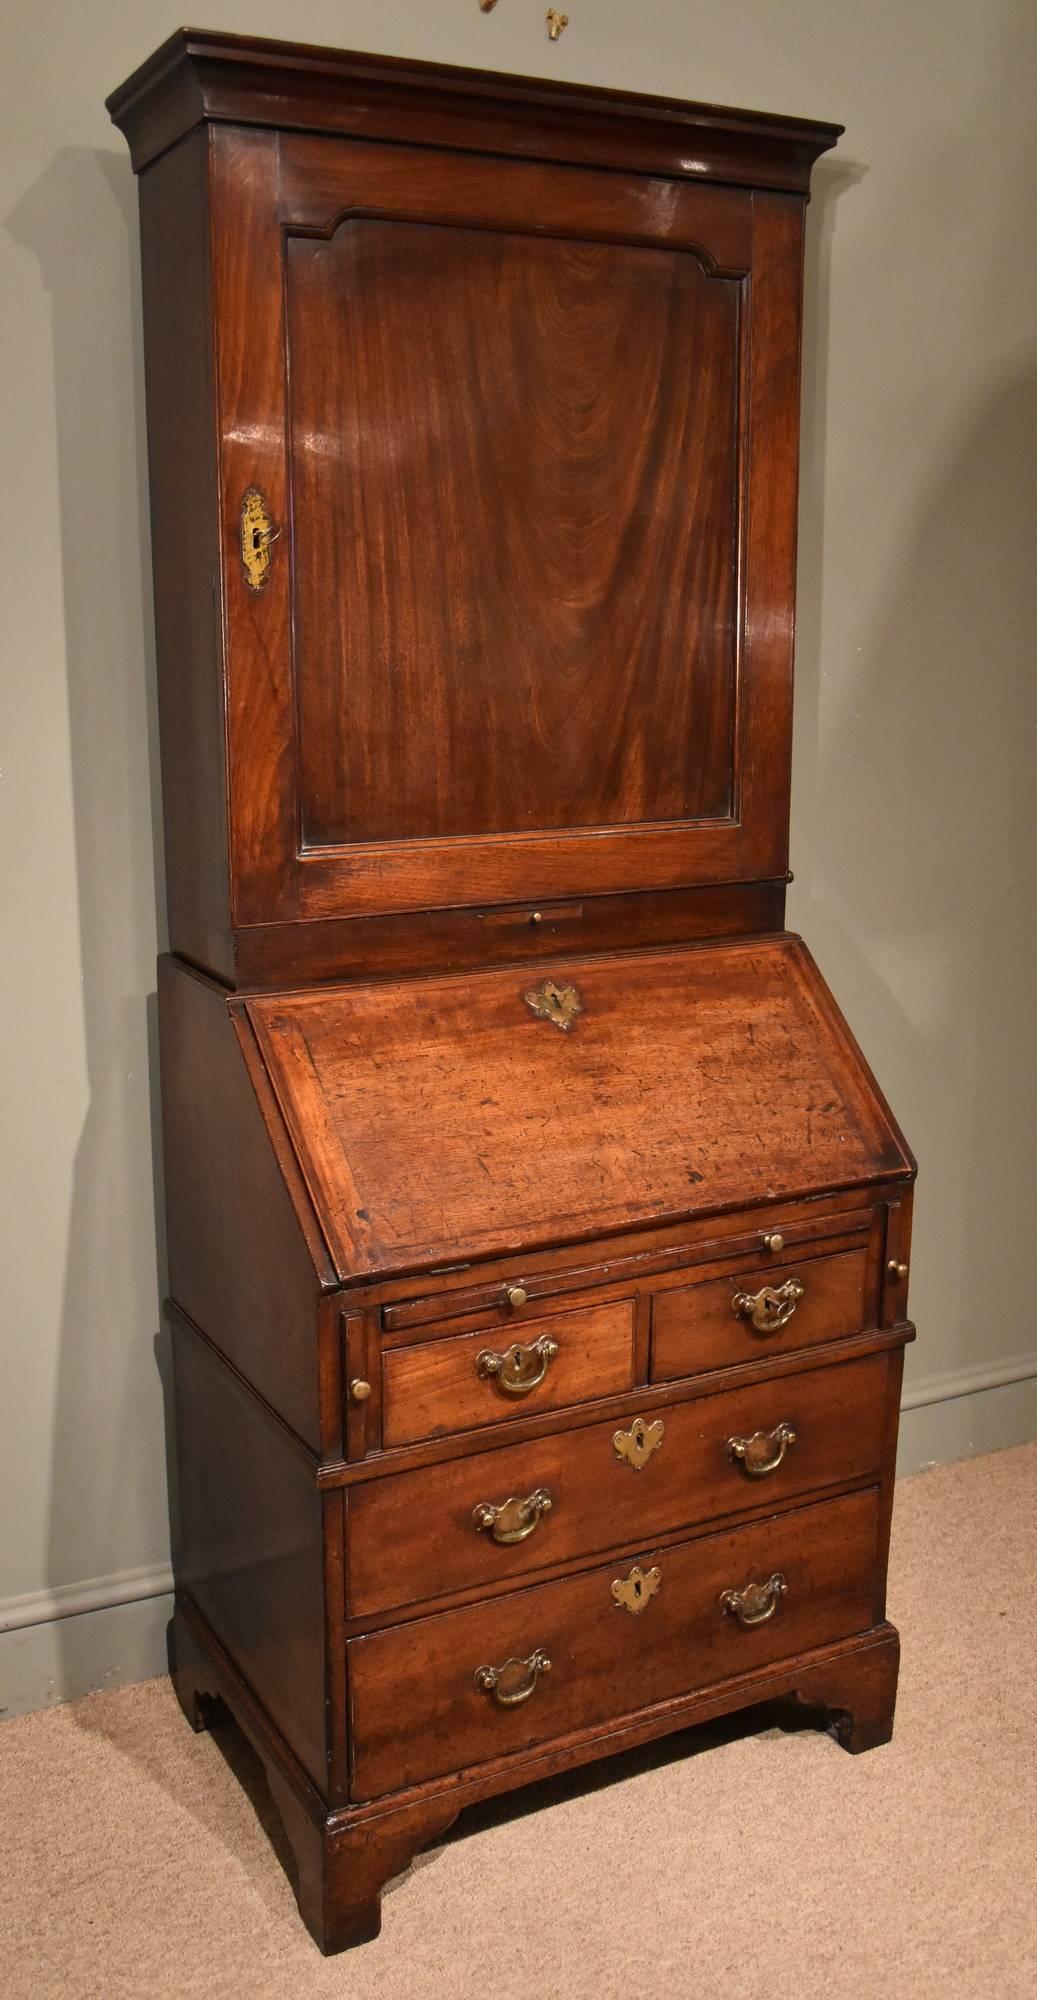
[472,1487,553,1545]
[611,1563,662,1616]
[474,1648,551,1707]
[612,1415,665,1471]
[523,978,584,1032]
[719,1572,788,1628]
[546,8,569,37]
[731,1277,805,1335]
[477,1333,559,1396]
[726,1421,798,1479]
[239,486,280,591]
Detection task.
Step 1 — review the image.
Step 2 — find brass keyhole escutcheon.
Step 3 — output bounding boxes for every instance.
[612,1415,665,1471]
[546,8,569,36]
[611,1564,661,1616]
[523,978,584,1032]
[240,487,280,591]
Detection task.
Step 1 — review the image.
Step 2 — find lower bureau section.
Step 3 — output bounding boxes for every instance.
[347,1485,879,1800]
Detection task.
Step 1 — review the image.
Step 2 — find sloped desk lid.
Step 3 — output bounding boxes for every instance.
[244,938,913,1283]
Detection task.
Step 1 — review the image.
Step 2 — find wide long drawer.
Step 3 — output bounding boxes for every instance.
[347,1486,880,1799]
[347,1350,890,1617]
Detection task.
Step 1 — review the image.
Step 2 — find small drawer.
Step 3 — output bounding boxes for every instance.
[381,1298,636,1449]
[347,1486,880,1799]
[348,1350,890,1617]
[651,1246,869,1383]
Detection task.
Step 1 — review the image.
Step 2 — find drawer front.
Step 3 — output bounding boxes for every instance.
[381,1298,636,1448]
[651,1246,869,1382]
[348,1486,880,1799]
[348,1350,889,1616]
[379,1204,874,1336]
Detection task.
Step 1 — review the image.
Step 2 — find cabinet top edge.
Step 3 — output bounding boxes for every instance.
[106,26,843,183]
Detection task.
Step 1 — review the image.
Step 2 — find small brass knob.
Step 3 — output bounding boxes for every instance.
[888,1260,908,1281]
[763,1232,785,1253]
[505,1284,528,1312]
[350,1378,372,1402]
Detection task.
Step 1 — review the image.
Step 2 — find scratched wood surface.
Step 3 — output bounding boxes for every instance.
[245,938,912,1280]
[347,1484,880,1798]
[348,1350,890,1618]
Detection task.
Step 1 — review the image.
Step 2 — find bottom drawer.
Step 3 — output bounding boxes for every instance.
[348,1486,879,1800]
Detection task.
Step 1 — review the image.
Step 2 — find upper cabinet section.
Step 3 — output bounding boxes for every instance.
[110,34,841,986]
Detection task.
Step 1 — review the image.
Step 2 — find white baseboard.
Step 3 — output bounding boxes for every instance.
[1,1560,173,1633]
[896,1354,1037,1475]
[1,1361,1034,1722]
[0,1588,173,1721]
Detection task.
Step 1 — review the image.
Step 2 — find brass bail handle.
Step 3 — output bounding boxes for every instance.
[731,1277,804,1335]
[477,1334,559,1396]
[472,1488,553,1545]
[720,1573,788,1628]
[474,1649,551,1707]
[726,1421,798,1479]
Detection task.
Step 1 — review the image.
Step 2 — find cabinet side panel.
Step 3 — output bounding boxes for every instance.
[139,129,231,977]
[172,1320,328,1793]
[159,956,324,1448]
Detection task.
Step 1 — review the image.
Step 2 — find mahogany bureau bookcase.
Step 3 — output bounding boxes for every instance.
[108,30,916,1954]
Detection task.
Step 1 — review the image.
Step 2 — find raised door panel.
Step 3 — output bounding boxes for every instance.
[210,127,804,927]
[287,220,740,845]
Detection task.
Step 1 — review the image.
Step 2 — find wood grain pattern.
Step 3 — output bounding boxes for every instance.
[158,956,329,1450]
[173,1320,328,1791]
[107,29,843,190]
[348,1485,879,1799]
[650,1245,870,1382]
[108,36,915,1960]
[137,130,232,978]
[289,221,739,844]
[349,1351,889,1617]
[229,880,788,990]
[382,1299,636,1449]
[376,1198,876,1334]
[245,938,913,1280]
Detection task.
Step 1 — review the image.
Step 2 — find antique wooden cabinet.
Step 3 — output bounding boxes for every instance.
[108,30,916,1954]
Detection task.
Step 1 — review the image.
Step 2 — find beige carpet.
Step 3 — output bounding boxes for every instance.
[2,1444,1035,2000]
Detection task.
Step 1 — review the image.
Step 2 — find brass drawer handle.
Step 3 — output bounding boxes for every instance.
[731,1277,804,1334]
[474,1648,551,1707]
[472,1488,553,1545]
[477,1334,559,1396]
[720,1572,788,1628]
[726,1421,797,1478]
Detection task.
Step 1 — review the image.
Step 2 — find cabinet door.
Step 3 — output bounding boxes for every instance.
[211,128,804,925]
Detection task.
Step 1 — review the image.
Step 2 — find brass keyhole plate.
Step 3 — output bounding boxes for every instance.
[523,978,584,1031]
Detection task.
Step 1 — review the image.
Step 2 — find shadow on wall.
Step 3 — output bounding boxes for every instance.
[7,146,173,1694]
[794,164,1037,1387]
